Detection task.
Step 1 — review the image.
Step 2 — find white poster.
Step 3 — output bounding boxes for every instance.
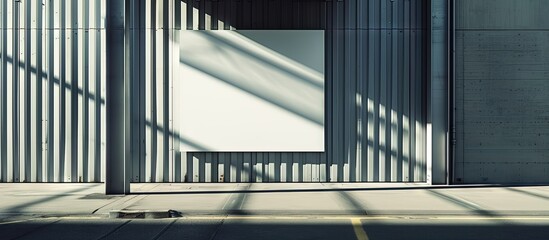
[175,30,324,151]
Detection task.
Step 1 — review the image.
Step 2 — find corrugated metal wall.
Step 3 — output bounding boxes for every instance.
[0,0,106,182]
[323,0,428,182]
[0,0,428,183]
[176,0,428,183]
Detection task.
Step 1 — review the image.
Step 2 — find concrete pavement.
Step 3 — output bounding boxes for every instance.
[2,183,549,239]
[2,183,549,218]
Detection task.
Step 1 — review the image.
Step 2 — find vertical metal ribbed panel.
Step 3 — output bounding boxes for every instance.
[0,0,106,182]
[0,0,428,183]
[323,0,427,182]
[167,0,428,183]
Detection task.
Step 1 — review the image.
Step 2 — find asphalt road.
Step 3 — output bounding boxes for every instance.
[2,215,549,240]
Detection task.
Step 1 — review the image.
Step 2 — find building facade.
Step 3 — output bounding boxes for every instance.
[0,0,547,189]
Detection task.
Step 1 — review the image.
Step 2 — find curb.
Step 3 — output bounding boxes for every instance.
[109,210,182,219]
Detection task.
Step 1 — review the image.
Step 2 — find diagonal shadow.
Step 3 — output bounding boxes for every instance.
[426,189,496,216]
[178,31,324,126]
[200,31,324,89]
[506,188,549,202]
[127,184,546,195]
[2,184,98,213]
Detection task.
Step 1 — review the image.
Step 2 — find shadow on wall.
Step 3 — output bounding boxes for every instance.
[175,30,325,152]
[0,0,427,183]
[178,30,324,125]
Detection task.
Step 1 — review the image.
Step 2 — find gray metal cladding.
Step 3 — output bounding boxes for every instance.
[0,0,105,183]
[0,0,428,183]
[322,0,428,182]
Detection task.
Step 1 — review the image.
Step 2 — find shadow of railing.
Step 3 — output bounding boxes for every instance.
[178,30,324,126]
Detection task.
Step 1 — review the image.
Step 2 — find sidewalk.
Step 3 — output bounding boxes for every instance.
[1,183,549,221]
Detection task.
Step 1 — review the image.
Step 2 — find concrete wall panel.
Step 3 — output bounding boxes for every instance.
[455,1,549,183]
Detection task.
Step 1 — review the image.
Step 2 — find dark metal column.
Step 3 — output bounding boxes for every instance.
[429,0,449,184]
[106,0,130,194]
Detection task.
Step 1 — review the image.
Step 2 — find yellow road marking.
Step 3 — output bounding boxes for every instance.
[351,218,369,240]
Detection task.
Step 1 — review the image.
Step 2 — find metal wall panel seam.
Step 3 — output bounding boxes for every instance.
[346,0,356,182]
[410,0,417,181]
[395,0,404,182]
[204,153,211,183]
[324,1,331,182]
[390,0,399,182]
[67,2,81,182]
[337,0,345,182]
[366,0,375,182]
[172,0,181,180]
[77,0,86,182]
[374,0,382,182]
[324,0,332,182]
[155,0,165,182]
[162,0,170,182]
[199,152,206,182]
[87,0,97,182]
[21,0,30,182]
[192,0,199,30]
[97,0,106,183]
[13,0,20,183]
[6,0,14,182]
[379,0,388,182]
[193,152,199,182]
[137,0,146,183]
[64,0,71,182]
[352,0,360,182]
[398,0,405,181]
[280,152,287,182]
[386,0,394,182]
[24,2,34,182]
[330,1,339,182]
[153,0,161,182]
[126,0,134,184]
[39,0,48,182]
[100,0,107,183]
[82,0,91,182]
[58,0,66,182]
[29,0,39,182]
[168,0,175,182]
[144,0,153,182]
[356,0,364,182]
[400,0,408,181]
[357,1,367,182]
[0,0,5,182]
[418,0,427,181]
[52,0,61,182]
[71,0,79,183]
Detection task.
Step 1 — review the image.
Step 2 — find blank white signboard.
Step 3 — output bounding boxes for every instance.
[175,30,324,151]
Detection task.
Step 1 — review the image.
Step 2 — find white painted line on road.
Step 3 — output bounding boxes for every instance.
[433,217,549,221]
[7,215,549,223]
[177,215,549,221]
[351,218,369,240]
[0,219,32,225]
[57,216,107,220]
